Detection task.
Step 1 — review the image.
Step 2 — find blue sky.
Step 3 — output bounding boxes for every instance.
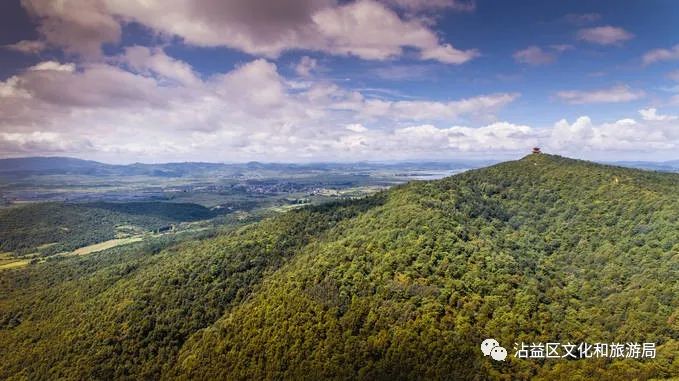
[0,0,678,163]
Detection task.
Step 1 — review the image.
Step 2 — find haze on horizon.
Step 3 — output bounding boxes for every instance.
[1,0,679,164]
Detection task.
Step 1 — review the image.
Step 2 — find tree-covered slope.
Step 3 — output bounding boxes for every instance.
[1,154,678,380]
[0,202,217,255]
[0,197,384,380]
[171,154,679,380]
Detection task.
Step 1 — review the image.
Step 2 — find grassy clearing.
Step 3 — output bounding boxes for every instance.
[269,204,307,213]
[0,258,30,271]
[64,237,144,257]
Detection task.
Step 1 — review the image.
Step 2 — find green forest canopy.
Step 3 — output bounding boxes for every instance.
[0,202,217,255]
[0,154,677,380]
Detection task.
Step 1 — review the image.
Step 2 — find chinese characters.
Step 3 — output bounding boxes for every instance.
[513,342,656,359]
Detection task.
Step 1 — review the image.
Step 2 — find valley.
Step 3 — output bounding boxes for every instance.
[0,157,482,266]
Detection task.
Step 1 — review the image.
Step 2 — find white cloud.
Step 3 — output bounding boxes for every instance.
[0,56,517,162]
[0,77,32,99]
[548,116,679,152]
[311,1,477,63]
[353,93,519,121]
[549,116,594,150]
[556,85,644,104]
[295,56,318,77]
[18,0,478,65]
[9,62,170,108]
[639,108,677,121]
[6,2,678,162]
[332,122,538,156]
[21,0,121,56]
[2,40,47,54]
[577,26,634,45]
[451,122,537,151]
[28,61,76,72]
[0,131,93,155]
[642,44,679,65]
[3,55,677,161]
[346,123,368,132]
[119,46,200,85]
[213,59,287,109]
[513,46,556,65]
[419,43,479,64]
[668,70,679,82]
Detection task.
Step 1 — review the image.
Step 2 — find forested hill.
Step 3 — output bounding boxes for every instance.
[1,154,678,380]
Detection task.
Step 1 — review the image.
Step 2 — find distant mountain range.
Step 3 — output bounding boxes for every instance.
[611,160,679,172]
[0,156,498,178]
[0,156,677,181]
[0,157,230,178]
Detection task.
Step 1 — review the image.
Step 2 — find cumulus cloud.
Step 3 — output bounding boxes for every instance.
[118,46,200,86]
[2,39,47,54]
[17,0,477,64]
[353,93,519,121]
[549,116,595,150]
[0,56,518,161]
[345,123,368,132]
[419,43,479,64]
[513,46,556,65]
[639,108,677,121]
[311,1,477,63]
[295,56,318,77]
[549,116,679,152]
[642,44,679,65]
[392,122,536,152]
[577,26,634,45]
[28,61,76,72]
[0,131,93,156]
[21,0,121,56]
[106,0,332,56]
[556,85,644,104]
[1,62,170,109]
[2,55,676,160]
[5,1,676,162]
[328,122,538,157]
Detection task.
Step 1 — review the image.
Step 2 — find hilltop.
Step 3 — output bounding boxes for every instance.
[0,154,677,380]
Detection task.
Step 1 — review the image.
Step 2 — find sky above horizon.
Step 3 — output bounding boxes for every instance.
[0,0,678,164]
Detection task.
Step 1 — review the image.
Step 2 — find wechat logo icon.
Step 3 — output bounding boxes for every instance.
[481,338,507,361]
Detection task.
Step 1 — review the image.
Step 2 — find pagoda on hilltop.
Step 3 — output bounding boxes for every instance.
[532,147,542,154]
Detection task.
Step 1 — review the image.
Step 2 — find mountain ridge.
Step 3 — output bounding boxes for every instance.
[1,154,678,176]
[0,154,677,380]
[0,156,488,178]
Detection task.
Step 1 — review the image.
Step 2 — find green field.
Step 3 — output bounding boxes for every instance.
[64,237,145,257]
[0,253,29,271]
